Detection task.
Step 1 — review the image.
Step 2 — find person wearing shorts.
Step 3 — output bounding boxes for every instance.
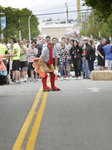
[104,40,112,70]
[0,39,8,67]
[11,37,21,83]
[20,40,27,82]
[97,39,106,70]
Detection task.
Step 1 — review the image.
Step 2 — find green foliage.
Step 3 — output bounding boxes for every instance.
[80,0,112,39]
[0,6,40,43]
[100,14,112,38]
[87,24,100,39]
[82,0,112,20]
[80,28,85,36]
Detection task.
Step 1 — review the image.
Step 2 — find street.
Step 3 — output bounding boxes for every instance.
[0,77,112,150]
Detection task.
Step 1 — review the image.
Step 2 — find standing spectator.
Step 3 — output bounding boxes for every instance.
[65,38,72,77]
[11,37,21,83]
[36,40,43,58]
[35,39,40,49]
[78,41,83,47]
[0,38,8,67]
[61,37,66,42]
[70,39,74,47]
[8,43,13,80]
[70,40,82,79]
[22,38,27,47]
[26,40,38,81]
[27,40,30,48]
[82,37,90,79]
[95,37,101,49]
[87,39,96,71]
[97,38,106,70]
[52,38,60,64]
[58,41,69,80]
[104,39,112,70]
[43,36,50,48]
[20,40,27,82]
[52,37,60,79]
[52,37,60,51]
[35,40,43,79]
[42,38,46,45]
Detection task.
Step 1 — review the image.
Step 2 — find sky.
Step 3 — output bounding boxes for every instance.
[0,0,84,9]
[0,0,89,20]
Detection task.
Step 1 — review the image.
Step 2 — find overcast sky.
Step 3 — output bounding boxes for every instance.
[0,0,84,9]
[0,0,89,20]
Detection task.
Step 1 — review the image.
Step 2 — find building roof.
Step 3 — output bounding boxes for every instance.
[41,23,74,29]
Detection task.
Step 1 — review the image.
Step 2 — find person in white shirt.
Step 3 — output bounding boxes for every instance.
[52,37,60,78]
[65,38,72,77]
[43,36,50,49]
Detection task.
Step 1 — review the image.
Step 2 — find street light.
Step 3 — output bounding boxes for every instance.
[19,19,21,41]
[28,14,32,42]
[4,9,8,44]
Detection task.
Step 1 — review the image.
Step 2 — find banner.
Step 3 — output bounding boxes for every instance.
[0,16,6,31]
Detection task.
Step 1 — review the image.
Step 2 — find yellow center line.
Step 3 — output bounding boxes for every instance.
[25,81,50,150]
[12,85,43,150]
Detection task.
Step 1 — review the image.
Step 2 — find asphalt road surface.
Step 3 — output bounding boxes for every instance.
[0,77,112,150]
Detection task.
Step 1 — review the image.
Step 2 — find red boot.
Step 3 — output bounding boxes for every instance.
[50,73,60,91]
[42,74,51,92]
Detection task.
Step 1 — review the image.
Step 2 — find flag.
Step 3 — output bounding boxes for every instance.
[0,16,6,31]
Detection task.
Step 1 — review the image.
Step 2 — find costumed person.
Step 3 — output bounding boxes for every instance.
[33,41,60,92]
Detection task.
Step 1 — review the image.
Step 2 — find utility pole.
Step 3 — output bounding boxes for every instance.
[87,8,90,28]
[19,19,21,41]
[65,3,68,24]
[28,14,32,42]
[92,9,95,26]
[84,12,87,36]
[77,0,81,23]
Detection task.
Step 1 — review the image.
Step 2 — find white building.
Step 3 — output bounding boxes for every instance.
[39,20,74,39]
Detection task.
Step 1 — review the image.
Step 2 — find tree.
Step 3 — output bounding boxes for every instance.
[80,1,112,39]
[100,14,112,38]
[82,0,112,20]
[0,6,40,43]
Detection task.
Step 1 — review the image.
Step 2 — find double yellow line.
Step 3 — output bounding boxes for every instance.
[12,82,50,150]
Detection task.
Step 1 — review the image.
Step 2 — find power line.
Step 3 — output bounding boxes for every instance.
[35,9,92,16]
[7,8,92,18]
[34,5,85,12]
